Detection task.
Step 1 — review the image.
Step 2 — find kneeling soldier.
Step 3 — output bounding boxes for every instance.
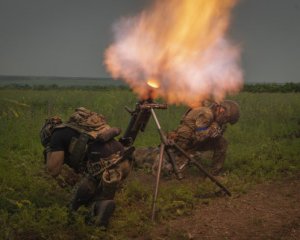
[169,100,240,176]
[40,107,131,228]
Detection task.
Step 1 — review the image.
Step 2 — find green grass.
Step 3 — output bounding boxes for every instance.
[0,89,299,239]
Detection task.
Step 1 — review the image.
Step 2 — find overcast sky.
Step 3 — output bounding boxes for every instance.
[0,0,299,83]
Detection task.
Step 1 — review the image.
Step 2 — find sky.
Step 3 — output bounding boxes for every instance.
[0,0,299,83]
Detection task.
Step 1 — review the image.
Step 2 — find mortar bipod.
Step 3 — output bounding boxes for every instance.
[150,108,231,222]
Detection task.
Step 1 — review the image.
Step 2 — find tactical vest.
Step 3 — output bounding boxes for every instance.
[53,123,91,172]
[54,123,122,172]
[46,107,121,172]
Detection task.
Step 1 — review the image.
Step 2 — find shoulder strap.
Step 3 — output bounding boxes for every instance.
[62,123,89,134]
[53,123,68,130]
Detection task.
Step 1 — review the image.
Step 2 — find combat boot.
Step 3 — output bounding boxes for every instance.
[93,200,116,228]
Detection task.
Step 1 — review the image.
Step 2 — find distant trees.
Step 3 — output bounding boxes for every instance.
[242,83,300,93]
[0,81,300,92]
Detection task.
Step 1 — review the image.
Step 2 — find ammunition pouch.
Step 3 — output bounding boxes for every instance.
[86,146,134,179]
[68,133,90,172]
[86,153,121,179]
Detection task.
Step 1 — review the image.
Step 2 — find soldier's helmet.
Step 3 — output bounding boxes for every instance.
[220,100,240,125]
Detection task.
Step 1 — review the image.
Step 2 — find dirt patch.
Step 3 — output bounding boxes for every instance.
[145,176,300,240]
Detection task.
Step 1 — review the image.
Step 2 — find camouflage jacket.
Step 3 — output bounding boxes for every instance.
[174,106,226,146]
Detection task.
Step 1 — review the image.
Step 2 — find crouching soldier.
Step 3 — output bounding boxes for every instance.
[168,100,240,176]
[40,107,131,228]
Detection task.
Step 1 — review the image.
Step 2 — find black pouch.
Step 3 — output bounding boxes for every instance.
[68,133,90,172]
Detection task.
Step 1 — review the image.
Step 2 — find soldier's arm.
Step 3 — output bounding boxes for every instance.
[193,110,214,142]
[46,151,64,177]
[207,122,225,138]
[45,128,68,177]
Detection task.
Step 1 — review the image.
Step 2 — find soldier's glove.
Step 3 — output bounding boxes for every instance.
[208,122,223,138]
[40,116,62,147]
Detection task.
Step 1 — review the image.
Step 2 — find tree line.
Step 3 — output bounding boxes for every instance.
[0,82,300,92]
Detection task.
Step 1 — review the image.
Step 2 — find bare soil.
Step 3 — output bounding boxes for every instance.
[145,175,300,240]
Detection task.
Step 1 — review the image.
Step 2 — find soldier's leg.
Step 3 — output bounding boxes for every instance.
[93,200,116,228]
[162,137,192,176]
[87,173,118,228]
[192,137,228,175]
[92,160,131,228]
[151,148,174,177]
[70,176,97,211]
[210,137,228,175]
[172,138,199,175]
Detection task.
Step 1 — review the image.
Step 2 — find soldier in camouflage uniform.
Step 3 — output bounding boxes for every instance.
[169,100,240,175]
[136,100,239,177]
[40,107,131,228]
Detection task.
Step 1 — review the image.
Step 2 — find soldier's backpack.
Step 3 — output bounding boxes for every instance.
[65,107,111,139]
[40,107,122,172]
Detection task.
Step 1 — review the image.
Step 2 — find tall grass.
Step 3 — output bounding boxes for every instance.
[0,89,299,239]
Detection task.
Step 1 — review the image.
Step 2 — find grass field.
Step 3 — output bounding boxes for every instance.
[0,88,299,239]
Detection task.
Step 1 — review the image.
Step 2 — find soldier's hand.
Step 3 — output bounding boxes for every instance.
[166,138,175,146]
[167,131,177,140]
[209,122,223,138]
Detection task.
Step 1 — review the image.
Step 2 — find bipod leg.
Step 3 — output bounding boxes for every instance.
[150,108,183,180]
[151,143,165,221]
[164,147,184,180]
[172,142,231,197]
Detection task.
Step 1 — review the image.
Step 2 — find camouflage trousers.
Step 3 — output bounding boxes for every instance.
[176,136,228,175]
[70,159,131,211]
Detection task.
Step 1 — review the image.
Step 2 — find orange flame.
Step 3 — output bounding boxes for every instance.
[147,79,160,89]
[105,0,243,107]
